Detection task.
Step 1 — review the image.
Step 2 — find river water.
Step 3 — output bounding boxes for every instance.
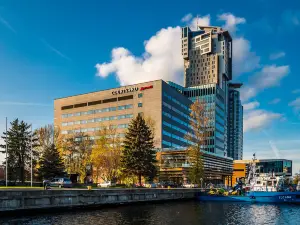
[1,201,300,225]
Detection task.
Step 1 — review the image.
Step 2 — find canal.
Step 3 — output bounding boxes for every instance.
[1,200,300,225]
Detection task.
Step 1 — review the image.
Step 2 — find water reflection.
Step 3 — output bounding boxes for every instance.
[1,201,300,225]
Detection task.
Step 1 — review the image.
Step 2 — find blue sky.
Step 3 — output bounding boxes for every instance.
[0,0,300,172]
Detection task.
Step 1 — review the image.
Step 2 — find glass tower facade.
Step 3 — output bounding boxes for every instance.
[228,83,243,160]
[168,82,227,157]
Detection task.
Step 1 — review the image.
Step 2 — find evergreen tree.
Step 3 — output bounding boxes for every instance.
[38,144,65,179]
[121,114,157,186]
[0,119,37,183]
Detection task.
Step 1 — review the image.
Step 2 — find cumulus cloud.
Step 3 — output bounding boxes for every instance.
[243,101,260,110]
[181,13,193,22]
[232,37,260,76]
[181,13,210,30]
[289,97,300,111]
[96,27,184,85]
[241,65,289,102]
[96,15,211,85]
[269,98,281,104]
[269,52,286,60]
[243,108,282,132]
[218,13,246,34]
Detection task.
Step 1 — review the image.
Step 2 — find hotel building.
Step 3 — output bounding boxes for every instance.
[54,80,193,149]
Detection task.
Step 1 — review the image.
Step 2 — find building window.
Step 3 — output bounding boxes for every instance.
[138,103,143,107]
[138,93,143,98]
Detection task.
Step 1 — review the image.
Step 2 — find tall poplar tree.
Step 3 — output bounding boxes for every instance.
[185,99,207,185]
[121,114,157,186]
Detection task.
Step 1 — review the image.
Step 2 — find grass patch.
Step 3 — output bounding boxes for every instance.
[0,186,43,189]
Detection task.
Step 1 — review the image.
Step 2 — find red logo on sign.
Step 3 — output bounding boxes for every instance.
[140,85,153,91]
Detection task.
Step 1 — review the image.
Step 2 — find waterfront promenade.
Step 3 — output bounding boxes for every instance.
[0,188,198,213]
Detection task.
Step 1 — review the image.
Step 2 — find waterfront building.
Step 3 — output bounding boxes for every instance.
[157,147,233,185]
[180,25,237,159]
[228,83,243,160]
[54,80,193,149]
[227,159,293,185]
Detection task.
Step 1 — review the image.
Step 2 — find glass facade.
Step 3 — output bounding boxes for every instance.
[167,82,227,157]
[256,160,292,175]
[228,86,243,160]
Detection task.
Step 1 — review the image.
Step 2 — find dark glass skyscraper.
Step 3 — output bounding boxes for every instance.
[228,83,243,160]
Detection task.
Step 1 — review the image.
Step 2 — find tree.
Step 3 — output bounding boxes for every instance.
[91,127,122,183]
[0,119,38,183]
[121,114,157,186]
[185,99,207,185]
[60,132,92,182]
[38,144,65,179]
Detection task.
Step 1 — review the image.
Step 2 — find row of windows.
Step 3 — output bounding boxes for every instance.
[73,133,126,141]
[62,104,133,118]
[163,111,191,129]
[62,114,133,126]
[162,121,192,137]
[61,124,129,134]
[163,92,189,111]
[163,102,189,120]
[162,130,193,145]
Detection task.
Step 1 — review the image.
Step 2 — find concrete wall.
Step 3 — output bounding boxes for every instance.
[0,189,198,212]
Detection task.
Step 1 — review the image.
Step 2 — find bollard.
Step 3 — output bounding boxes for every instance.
[87,186,92,190]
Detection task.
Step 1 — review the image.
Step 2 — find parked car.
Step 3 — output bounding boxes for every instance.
[50,177,72,188]
[183,183,198,188]
[98,181,116,188]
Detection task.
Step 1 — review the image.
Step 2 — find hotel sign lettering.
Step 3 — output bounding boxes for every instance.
[112,85,153,95]
[112,87,139,95]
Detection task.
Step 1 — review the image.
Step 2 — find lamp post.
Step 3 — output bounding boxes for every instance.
[30,124,33,187]
[5,117,8,187]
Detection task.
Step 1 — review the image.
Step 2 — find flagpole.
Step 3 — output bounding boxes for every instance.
[5,117,8,187]
[31,124,33,187]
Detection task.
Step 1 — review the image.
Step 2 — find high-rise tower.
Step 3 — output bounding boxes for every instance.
[181,26,232,88]
[228,83,243,160]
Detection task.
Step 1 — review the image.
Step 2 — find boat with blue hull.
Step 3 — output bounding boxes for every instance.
[198,191,300,203]
[198,154,300,204]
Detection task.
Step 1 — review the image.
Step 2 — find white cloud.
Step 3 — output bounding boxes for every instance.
[241,65,289,102]
[292,89,300,94]
[96,15,212,86]
[216,13,260,77]
[282,10,300,26]
[289,97,300,111]
[232,37,260,76]
[243,101,260,110]
[269,52,286,60]
[217,13,246,34]
[96,26,183,85]
[269,98,281,104]
[181,14,211,30]
[243,109,282,132]
[181,13,193,22]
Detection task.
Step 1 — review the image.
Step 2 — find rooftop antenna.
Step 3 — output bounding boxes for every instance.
[196,14,199,30]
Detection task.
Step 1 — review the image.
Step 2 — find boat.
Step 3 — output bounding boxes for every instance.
[198,154,300,203]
